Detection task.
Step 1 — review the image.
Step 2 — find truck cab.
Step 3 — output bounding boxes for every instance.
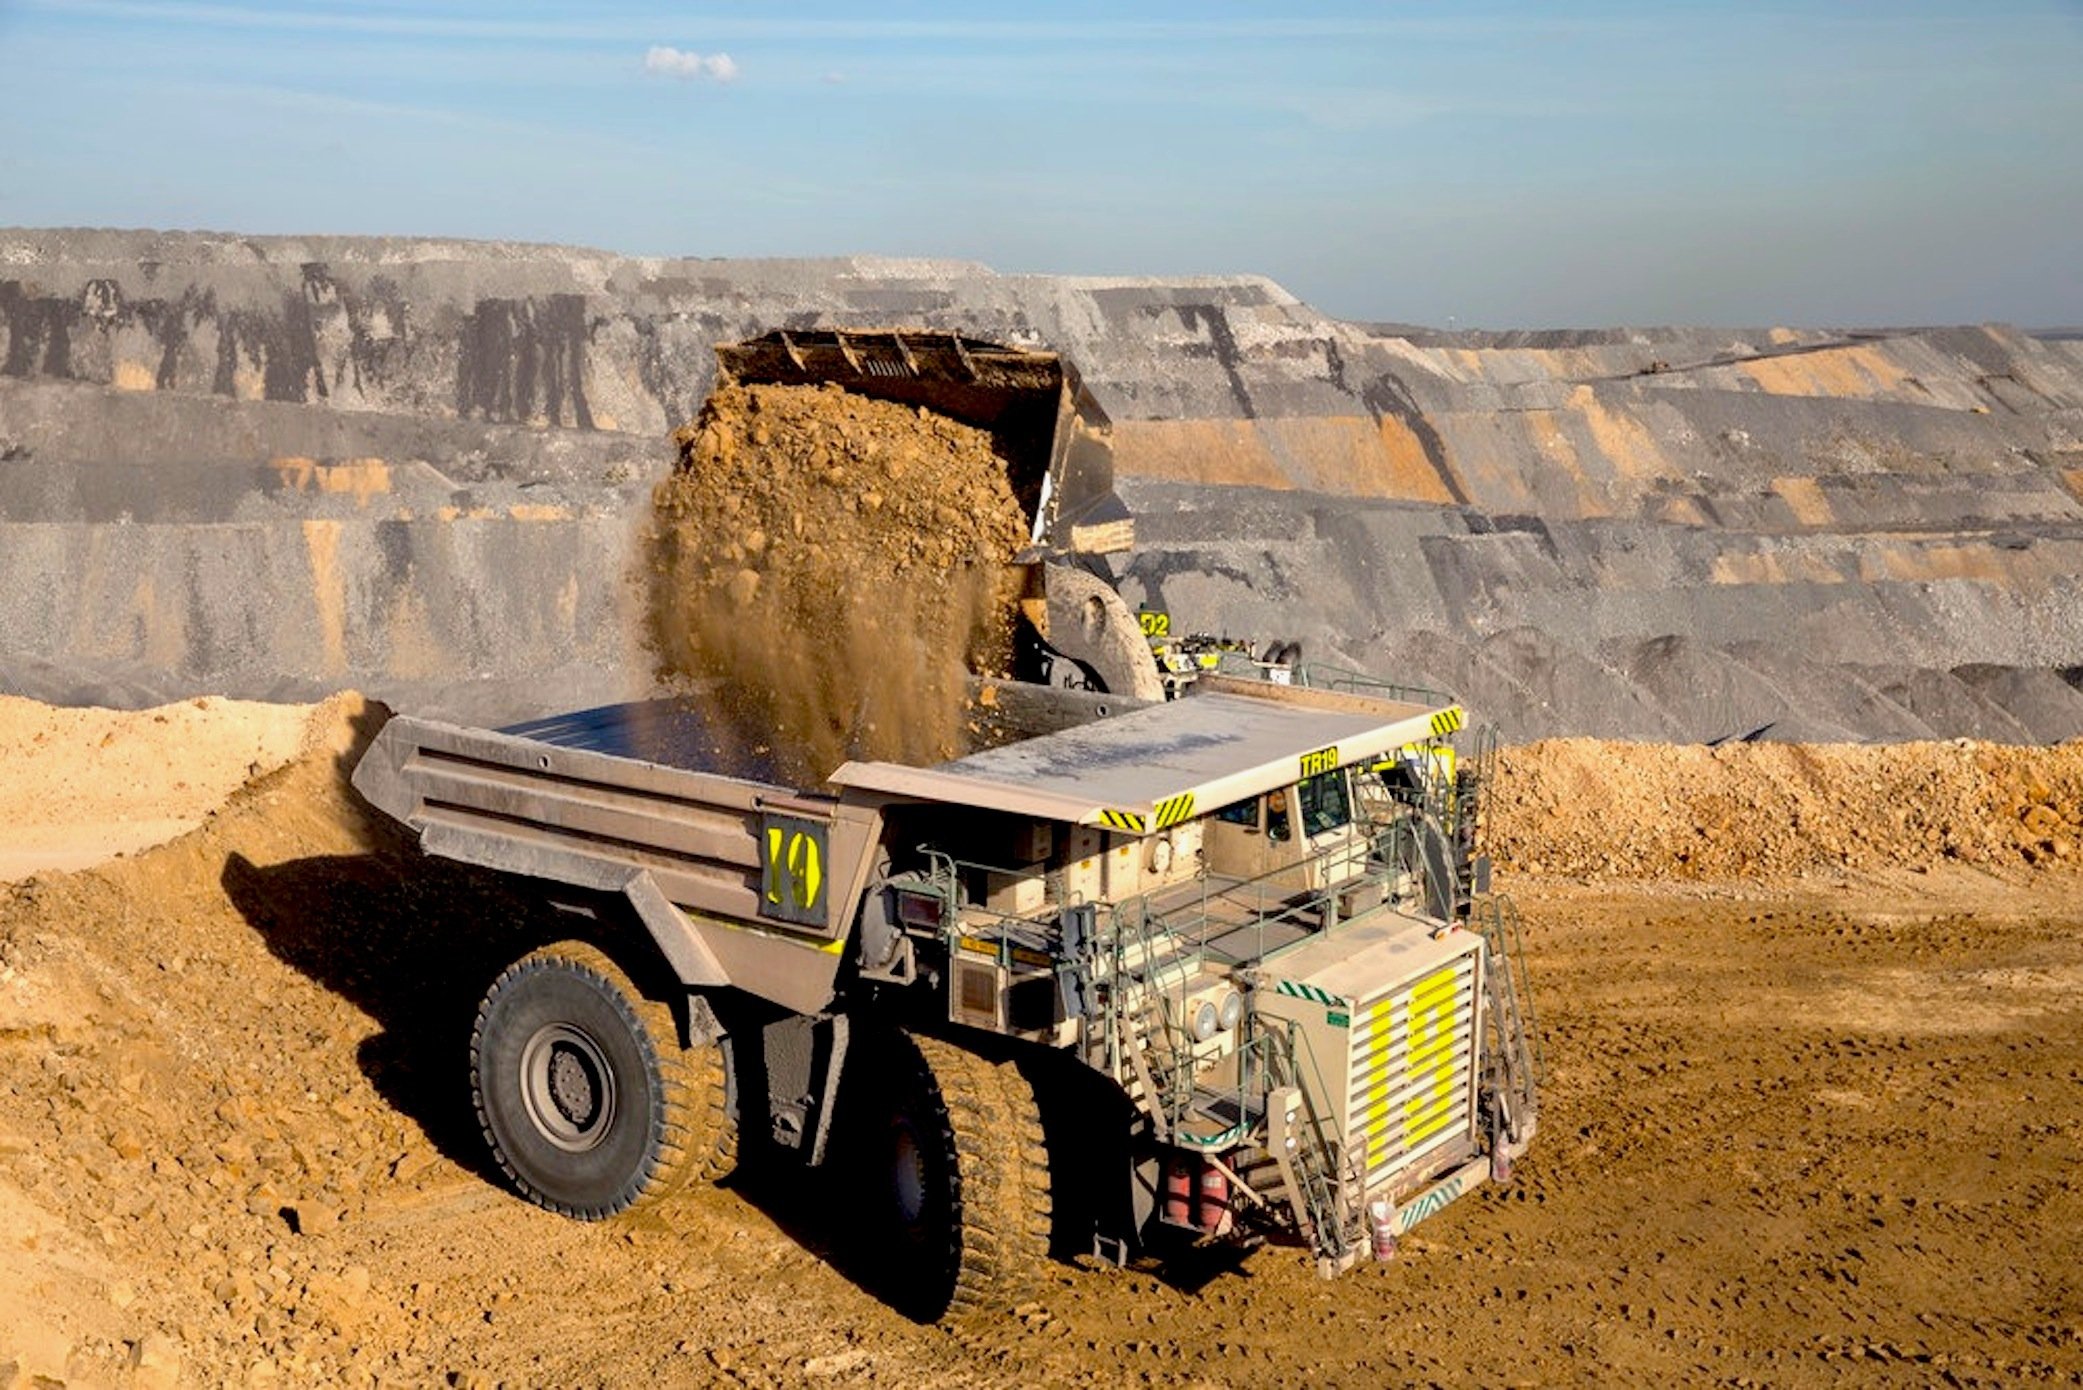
[1203,765,1366,892]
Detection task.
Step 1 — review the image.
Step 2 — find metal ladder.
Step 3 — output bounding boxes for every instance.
[1258,1026,1363,1272]
[1105,904,1197,1139]
[1471,893,1542,1150]
[1451,725,1499,916]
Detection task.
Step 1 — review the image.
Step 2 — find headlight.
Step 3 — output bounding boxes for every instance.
[1217,989,1244,1031]
[893,889,945,928]
[1191,999,1219,1043]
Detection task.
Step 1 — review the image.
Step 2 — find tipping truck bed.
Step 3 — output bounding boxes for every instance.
[351,674,1540,1311]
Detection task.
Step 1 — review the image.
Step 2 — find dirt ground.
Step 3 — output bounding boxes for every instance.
[0,696,310,883]
[2,701,2082,1387]
[1490,736,2083,879]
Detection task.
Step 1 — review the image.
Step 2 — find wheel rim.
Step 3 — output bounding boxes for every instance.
[519,1023,617,1153]
[890,1119,928,1228]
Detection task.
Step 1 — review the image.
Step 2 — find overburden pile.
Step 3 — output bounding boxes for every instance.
[647,382,1029,783]
[1490,737,2083,879]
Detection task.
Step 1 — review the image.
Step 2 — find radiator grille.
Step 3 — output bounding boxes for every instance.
[1346,953,1479,1185]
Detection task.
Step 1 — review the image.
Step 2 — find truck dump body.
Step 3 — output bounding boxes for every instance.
[499,699,785,782]
[351,704,884,1015]
[349,678,1143,1011]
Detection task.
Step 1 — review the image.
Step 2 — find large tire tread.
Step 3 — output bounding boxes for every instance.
[470,940,733,1222]
[907,1035,1052,1321]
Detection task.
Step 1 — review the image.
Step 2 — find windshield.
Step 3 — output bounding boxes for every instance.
[1297,768,1352,838]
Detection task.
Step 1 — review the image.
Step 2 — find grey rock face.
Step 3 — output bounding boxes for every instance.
[3,230,2080,740]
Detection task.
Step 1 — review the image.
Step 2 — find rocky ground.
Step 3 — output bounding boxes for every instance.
[2,700,2081,1386]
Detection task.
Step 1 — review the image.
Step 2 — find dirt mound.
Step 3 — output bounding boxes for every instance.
[0,693,407,1386]
[0,695,313,882]
[1490,736,2083,879]
[647,382,1029,783]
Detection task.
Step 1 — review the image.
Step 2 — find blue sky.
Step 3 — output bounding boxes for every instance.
[1,0,2078,327]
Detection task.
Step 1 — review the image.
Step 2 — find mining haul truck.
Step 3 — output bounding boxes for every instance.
[351,675,1541,1319]
[349,328,1539,1318]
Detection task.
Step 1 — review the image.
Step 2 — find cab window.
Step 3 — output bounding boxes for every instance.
[1297,769,1352,838]
[1214,799,1259,829]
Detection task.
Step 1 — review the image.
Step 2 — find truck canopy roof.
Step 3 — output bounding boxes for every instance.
[830,677,1462,835]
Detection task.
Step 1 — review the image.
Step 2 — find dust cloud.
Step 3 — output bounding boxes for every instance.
[646,382,1029,783]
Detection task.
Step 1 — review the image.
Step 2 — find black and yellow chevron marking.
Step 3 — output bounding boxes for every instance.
[1429,706,1466,737]
[1152,792,1197,829]
[1097,808,1147,833]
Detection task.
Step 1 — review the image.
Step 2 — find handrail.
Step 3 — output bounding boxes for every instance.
[1495,894,1545,1084]
[1295,661,1456,708]
[1469,891,1542,1152]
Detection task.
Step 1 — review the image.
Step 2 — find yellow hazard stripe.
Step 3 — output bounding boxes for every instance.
[1152,791,1197,829]
[1404,1092,1462,1145]
[1375,740,1459,775]
[1097,808,1146,833]
[1412,979,1459,1007]
[1429,706,1466,737]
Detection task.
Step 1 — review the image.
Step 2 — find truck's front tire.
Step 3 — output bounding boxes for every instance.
[865,1032,1051,1322]
[471,941,734,1220]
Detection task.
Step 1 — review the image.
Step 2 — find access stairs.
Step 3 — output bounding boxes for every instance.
[1470,892,1542,1158]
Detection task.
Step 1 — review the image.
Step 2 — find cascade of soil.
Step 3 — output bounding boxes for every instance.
[647,382,1029,785]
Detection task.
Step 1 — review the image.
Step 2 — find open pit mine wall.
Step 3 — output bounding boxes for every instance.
[4,229,2083,741]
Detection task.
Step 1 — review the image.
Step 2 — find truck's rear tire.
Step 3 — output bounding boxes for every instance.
[471,941,734,1220]
[866,1032,1051,1322]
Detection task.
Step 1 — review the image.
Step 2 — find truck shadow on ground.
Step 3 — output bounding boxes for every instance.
[715,1051,1262,1319]
[716,1137,1256,1322]
[222,841,567,1189]
[219,703,571,1188]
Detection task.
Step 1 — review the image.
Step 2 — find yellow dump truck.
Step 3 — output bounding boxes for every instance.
[351,673,1540,1320]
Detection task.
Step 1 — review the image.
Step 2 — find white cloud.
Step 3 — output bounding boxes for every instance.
[643,46,738,83]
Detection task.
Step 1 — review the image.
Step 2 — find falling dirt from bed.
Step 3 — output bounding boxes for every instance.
[646,381,1030,783]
